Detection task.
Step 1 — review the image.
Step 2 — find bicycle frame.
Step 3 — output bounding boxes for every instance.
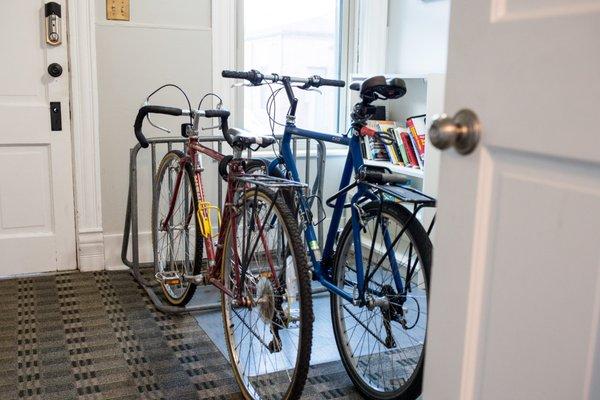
[158,136,263,302]
[160,132,301,307]
[160,137,226,291]
[269,123,405,304]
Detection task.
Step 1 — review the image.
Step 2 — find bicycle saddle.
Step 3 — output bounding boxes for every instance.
[350,76,407,102]
[228,127,276,150]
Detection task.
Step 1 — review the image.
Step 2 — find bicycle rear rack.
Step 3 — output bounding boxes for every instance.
[236,174,308,189]
[122,135,327,314]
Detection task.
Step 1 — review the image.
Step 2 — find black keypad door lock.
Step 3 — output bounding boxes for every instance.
[48,63,63,77]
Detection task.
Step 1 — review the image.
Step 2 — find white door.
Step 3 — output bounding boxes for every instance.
[424,1,600,399]
[0,1,76,276]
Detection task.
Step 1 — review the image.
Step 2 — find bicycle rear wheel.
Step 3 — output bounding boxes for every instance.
[152,150,201,306]
[331,201,431,400]
[221,187,313,400]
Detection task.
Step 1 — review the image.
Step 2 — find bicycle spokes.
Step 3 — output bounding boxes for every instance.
[154,153,199,304]
[332,204,429,395]
[222,188,311,399]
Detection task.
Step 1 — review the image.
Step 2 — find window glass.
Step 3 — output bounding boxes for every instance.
[243,0,341,134]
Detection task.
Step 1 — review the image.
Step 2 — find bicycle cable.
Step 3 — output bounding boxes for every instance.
[264,80,324,159]
[145,84,193,129]
[197,92,223,110]
[265,81,285,158]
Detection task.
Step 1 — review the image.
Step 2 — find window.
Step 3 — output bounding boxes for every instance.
[242,0,343,134]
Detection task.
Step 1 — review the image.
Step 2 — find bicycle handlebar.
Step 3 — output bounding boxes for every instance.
[134,105,182,148]
[204,109,231,146]
[133,105,230,148]
[222,69,345,88]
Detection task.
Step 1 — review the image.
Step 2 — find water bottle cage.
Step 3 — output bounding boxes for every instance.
[196,201,221,238]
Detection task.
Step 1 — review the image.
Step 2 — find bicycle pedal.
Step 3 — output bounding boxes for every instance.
[183,273,205,285]
[155,271,182,286]
[259,271,273,279]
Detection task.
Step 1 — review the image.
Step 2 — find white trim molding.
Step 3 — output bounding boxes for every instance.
[211,0,239,123]
[103,232,153,271]
[78,230,105,271]
[67,0,105,271]
[355,0,389,75]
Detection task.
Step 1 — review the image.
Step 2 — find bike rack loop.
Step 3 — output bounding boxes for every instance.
[122,135,327,314]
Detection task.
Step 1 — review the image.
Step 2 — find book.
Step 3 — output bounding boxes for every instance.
[400,132,419,168]
[384,137,399,164]
[371,140,390,161]
[386,130,404,166]
[393,127,410,166]
[406,118,424,156]
[375,120,397,133]
[366,135,390,162]
[375,121,402,165]
[364,120,394,162]
[407,115,427,165]
[407,129,424,169]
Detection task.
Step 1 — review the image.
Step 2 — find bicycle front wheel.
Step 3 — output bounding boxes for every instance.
[331,201,432,400]
[152,150,201,306]
[221,187,313,400]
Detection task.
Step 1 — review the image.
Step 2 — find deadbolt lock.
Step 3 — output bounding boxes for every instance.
[45,2,62,46]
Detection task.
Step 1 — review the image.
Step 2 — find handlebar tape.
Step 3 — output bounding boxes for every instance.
[133,105,182,148]
[204,109,232,146]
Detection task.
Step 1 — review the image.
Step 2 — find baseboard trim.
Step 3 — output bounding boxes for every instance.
[78,231,105,271]
[103,231,153,270]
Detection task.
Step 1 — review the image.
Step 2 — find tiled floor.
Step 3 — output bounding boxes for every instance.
[190,283,424,400]
[191,285,342,366]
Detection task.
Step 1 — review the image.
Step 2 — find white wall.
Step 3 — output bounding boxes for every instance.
[95,0,214,268]
[386,0,450,75]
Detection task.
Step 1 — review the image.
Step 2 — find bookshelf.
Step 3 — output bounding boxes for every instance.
[363,160,424,179]
[347,73,445,198]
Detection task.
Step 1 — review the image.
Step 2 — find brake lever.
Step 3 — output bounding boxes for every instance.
[292,84,322,95]
[231,82,258,88]
[201,125,221,131]
[305,88,322,95]
[141,101,171,134]
[146,115,171,134]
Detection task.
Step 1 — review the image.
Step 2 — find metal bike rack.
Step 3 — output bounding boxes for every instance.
[122,135,327,314]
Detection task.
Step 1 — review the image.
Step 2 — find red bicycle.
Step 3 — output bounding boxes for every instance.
[133,103,313,400]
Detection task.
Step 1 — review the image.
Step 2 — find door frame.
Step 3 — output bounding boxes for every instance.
[67,0,105,271]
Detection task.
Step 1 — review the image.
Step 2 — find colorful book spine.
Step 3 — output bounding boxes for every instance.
[407,130,424,169]
[407,118,425,160]
[400,132,419,168]
[393,128,409,165]
[382,128,399,165]
[369,136,390,161]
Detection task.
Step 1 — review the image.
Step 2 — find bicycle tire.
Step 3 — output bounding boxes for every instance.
[152,150,202,306]
[221,187,313,400]
[330,201,432,400]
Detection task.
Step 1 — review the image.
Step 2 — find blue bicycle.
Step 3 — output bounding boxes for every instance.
[223,70,435,400]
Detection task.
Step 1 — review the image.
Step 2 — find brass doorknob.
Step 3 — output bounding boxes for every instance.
[429,109,481,155]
